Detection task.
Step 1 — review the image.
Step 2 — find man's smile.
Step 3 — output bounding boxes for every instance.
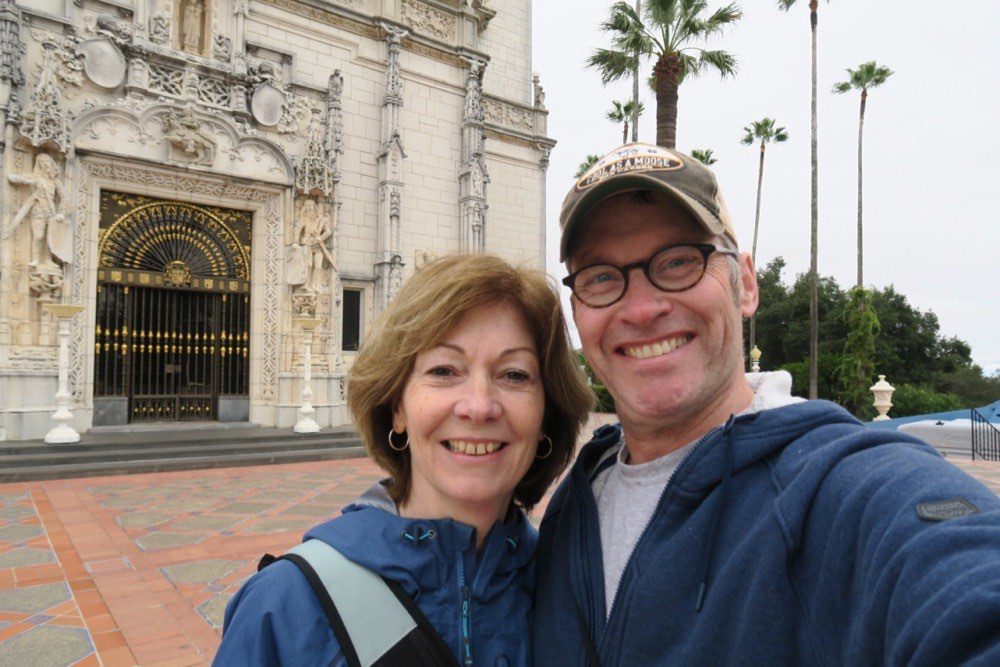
[617,334,694,360]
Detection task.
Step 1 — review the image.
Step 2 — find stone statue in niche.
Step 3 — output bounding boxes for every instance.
[181,0,204,54]
[164,109,215,164]
[5,154,73,302]
[286,199,334,304]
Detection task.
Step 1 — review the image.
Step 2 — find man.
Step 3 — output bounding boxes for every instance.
[534,143,1000,665]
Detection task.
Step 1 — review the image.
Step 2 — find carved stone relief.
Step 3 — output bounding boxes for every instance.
[400,0,455,42]
[533,73,546,110]
[213,34,232,61]
[286,198,335,316]
[78,38,127,89]
[163,107,216,164]
[483,97,534,134]
[5,153,72,303]
[180,0,206,55]
[18,37,81,153]
[149,13,171,45]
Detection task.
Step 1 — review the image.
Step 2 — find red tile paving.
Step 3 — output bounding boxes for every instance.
[0,453,996,665]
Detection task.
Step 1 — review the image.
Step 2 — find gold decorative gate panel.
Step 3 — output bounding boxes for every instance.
[94,192,251,424]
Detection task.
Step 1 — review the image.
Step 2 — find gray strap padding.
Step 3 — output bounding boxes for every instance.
[287,539,418,667]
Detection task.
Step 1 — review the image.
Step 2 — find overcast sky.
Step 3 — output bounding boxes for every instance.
[533,0,1000,375]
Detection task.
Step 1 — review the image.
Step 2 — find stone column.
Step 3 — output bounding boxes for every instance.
[374,24,408,314]
[538,145,551,270]
[459,58,488,253]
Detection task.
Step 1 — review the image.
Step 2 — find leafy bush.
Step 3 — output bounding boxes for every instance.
[889,384,964,418]
[577,352,615,413]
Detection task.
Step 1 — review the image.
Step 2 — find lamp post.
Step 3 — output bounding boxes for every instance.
[42,303,85,444]
[870,374,895,421]
[293,316,323,433]
[749,345,762,373]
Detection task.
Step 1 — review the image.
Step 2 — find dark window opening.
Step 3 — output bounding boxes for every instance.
[342,289,362,352]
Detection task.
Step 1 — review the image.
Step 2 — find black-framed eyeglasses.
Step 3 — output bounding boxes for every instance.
[562,243,739,308]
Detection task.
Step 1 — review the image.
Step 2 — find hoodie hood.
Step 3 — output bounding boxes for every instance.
[580,400,860,499]
[303,481,537,600]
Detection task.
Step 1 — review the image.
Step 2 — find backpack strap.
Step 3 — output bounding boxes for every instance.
[262,539,458,667]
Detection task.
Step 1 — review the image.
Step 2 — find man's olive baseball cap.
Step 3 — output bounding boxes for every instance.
[559,142,739,261]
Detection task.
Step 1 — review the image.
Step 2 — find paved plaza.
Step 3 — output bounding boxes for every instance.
[1,455,997,666]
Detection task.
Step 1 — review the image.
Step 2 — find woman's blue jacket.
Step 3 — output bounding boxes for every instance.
[215,483,537,666]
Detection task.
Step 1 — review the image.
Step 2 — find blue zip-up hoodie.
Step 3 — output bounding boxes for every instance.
[216,482,536,666]
[534,400,1000,665]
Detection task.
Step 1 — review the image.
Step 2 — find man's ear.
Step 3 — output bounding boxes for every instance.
[739,252,759,318]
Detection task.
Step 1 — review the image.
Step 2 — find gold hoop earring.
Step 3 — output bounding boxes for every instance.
[536,435,553,460]
[388,429,409,452]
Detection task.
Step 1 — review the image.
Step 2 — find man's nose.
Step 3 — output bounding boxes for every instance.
[454,375,502,422]
[618,267,672,325]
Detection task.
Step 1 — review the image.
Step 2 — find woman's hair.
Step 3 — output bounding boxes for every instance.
[347,254,594,511]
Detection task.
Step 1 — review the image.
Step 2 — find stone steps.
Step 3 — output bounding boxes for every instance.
[0,426,366,482]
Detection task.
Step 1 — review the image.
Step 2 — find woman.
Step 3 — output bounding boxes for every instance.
[216,254,593,665]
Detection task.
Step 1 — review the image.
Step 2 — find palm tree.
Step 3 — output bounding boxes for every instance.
[778,0,827,399]
[608,99,646,144]
[741,118,788,352]
[833,61,893,289]
[631,0,642,142]
[690,148,717,165]
[575,154,601,179]
[588,0,742,149]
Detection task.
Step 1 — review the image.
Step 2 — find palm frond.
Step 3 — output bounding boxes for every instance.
[698,49,739,78]
[691,148,718,165]
[587,48,638,85]
[574,154,602,179]
[832,81,852,94]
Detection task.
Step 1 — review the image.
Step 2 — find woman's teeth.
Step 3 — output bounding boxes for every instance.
[622,335,691,360]
[447,440,501,456]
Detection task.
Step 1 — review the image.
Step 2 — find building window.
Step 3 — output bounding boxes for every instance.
[342,288,362,352]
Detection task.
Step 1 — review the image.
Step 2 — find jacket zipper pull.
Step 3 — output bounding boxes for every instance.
[461,584,473,665]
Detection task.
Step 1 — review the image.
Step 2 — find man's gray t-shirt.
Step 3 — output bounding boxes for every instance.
[592,371,803,612]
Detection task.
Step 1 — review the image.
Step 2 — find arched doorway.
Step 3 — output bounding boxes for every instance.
[92,192,252,425]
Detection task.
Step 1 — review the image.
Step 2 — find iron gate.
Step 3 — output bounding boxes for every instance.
[94,192,251,423]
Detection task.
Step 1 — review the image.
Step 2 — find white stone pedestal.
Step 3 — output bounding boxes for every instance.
[42,304,86,444]
[293,317,323,434]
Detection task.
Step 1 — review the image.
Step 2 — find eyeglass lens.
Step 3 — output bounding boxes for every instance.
[572,245,708,306]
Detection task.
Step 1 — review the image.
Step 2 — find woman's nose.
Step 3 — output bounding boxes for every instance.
[454,376,502,422]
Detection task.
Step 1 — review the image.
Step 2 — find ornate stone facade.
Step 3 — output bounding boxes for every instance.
[0,0,551,440]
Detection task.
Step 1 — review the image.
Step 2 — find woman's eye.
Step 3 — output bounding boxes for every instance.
[427,366,455,378]
[502,369,533,383]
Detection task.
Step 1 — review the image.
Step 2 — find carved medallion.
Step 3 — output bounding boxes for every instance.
[78,37,127,89]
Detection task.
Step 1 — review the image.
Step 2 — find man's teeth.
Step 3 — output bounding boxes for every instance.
[448,440,502,456]
[622,336,690,360]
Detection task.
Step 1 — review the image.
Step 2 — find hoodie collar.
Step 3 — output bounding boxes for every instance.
[304,481,537,597]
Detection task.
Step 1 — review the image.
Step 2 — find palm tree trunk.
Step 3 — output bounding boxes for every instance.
[857,89,866,289]
[654,53,681,149]
[623,121,629,145]
[808,0,819,400]
[631,0,640,142]
[749,143,765,352]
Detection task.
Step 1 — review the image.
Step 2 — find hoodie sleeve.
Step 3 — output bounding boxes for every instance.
[213,559,346,666]
[786,440,1000,666]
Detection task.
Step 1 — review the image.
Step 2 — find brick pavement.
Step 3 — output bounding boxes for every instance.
[0,454,996,666]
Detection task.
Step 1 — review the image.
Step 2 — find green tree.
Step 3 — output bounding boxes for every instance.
[833,61,893,288]
[608,99,646,144]
[740,117,788,352]
[575,154,601,178]
[836,287,880,418]
[578,351,616,413]
[588,0,742,149]
[690,148,717,164]
[778,0,829,399]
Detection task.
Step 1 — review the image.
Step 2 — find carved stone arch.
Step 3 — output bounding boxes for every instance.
[72,103,296,185]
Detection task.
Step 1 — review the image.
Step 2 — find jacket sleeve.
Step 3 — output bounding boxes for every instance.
[213,559,346,666]
[786,439,1000,666]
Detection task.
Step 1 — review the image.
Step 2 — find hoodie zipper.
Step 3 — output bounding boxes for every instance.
[456,553,474,665]
[600,424,724,639]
